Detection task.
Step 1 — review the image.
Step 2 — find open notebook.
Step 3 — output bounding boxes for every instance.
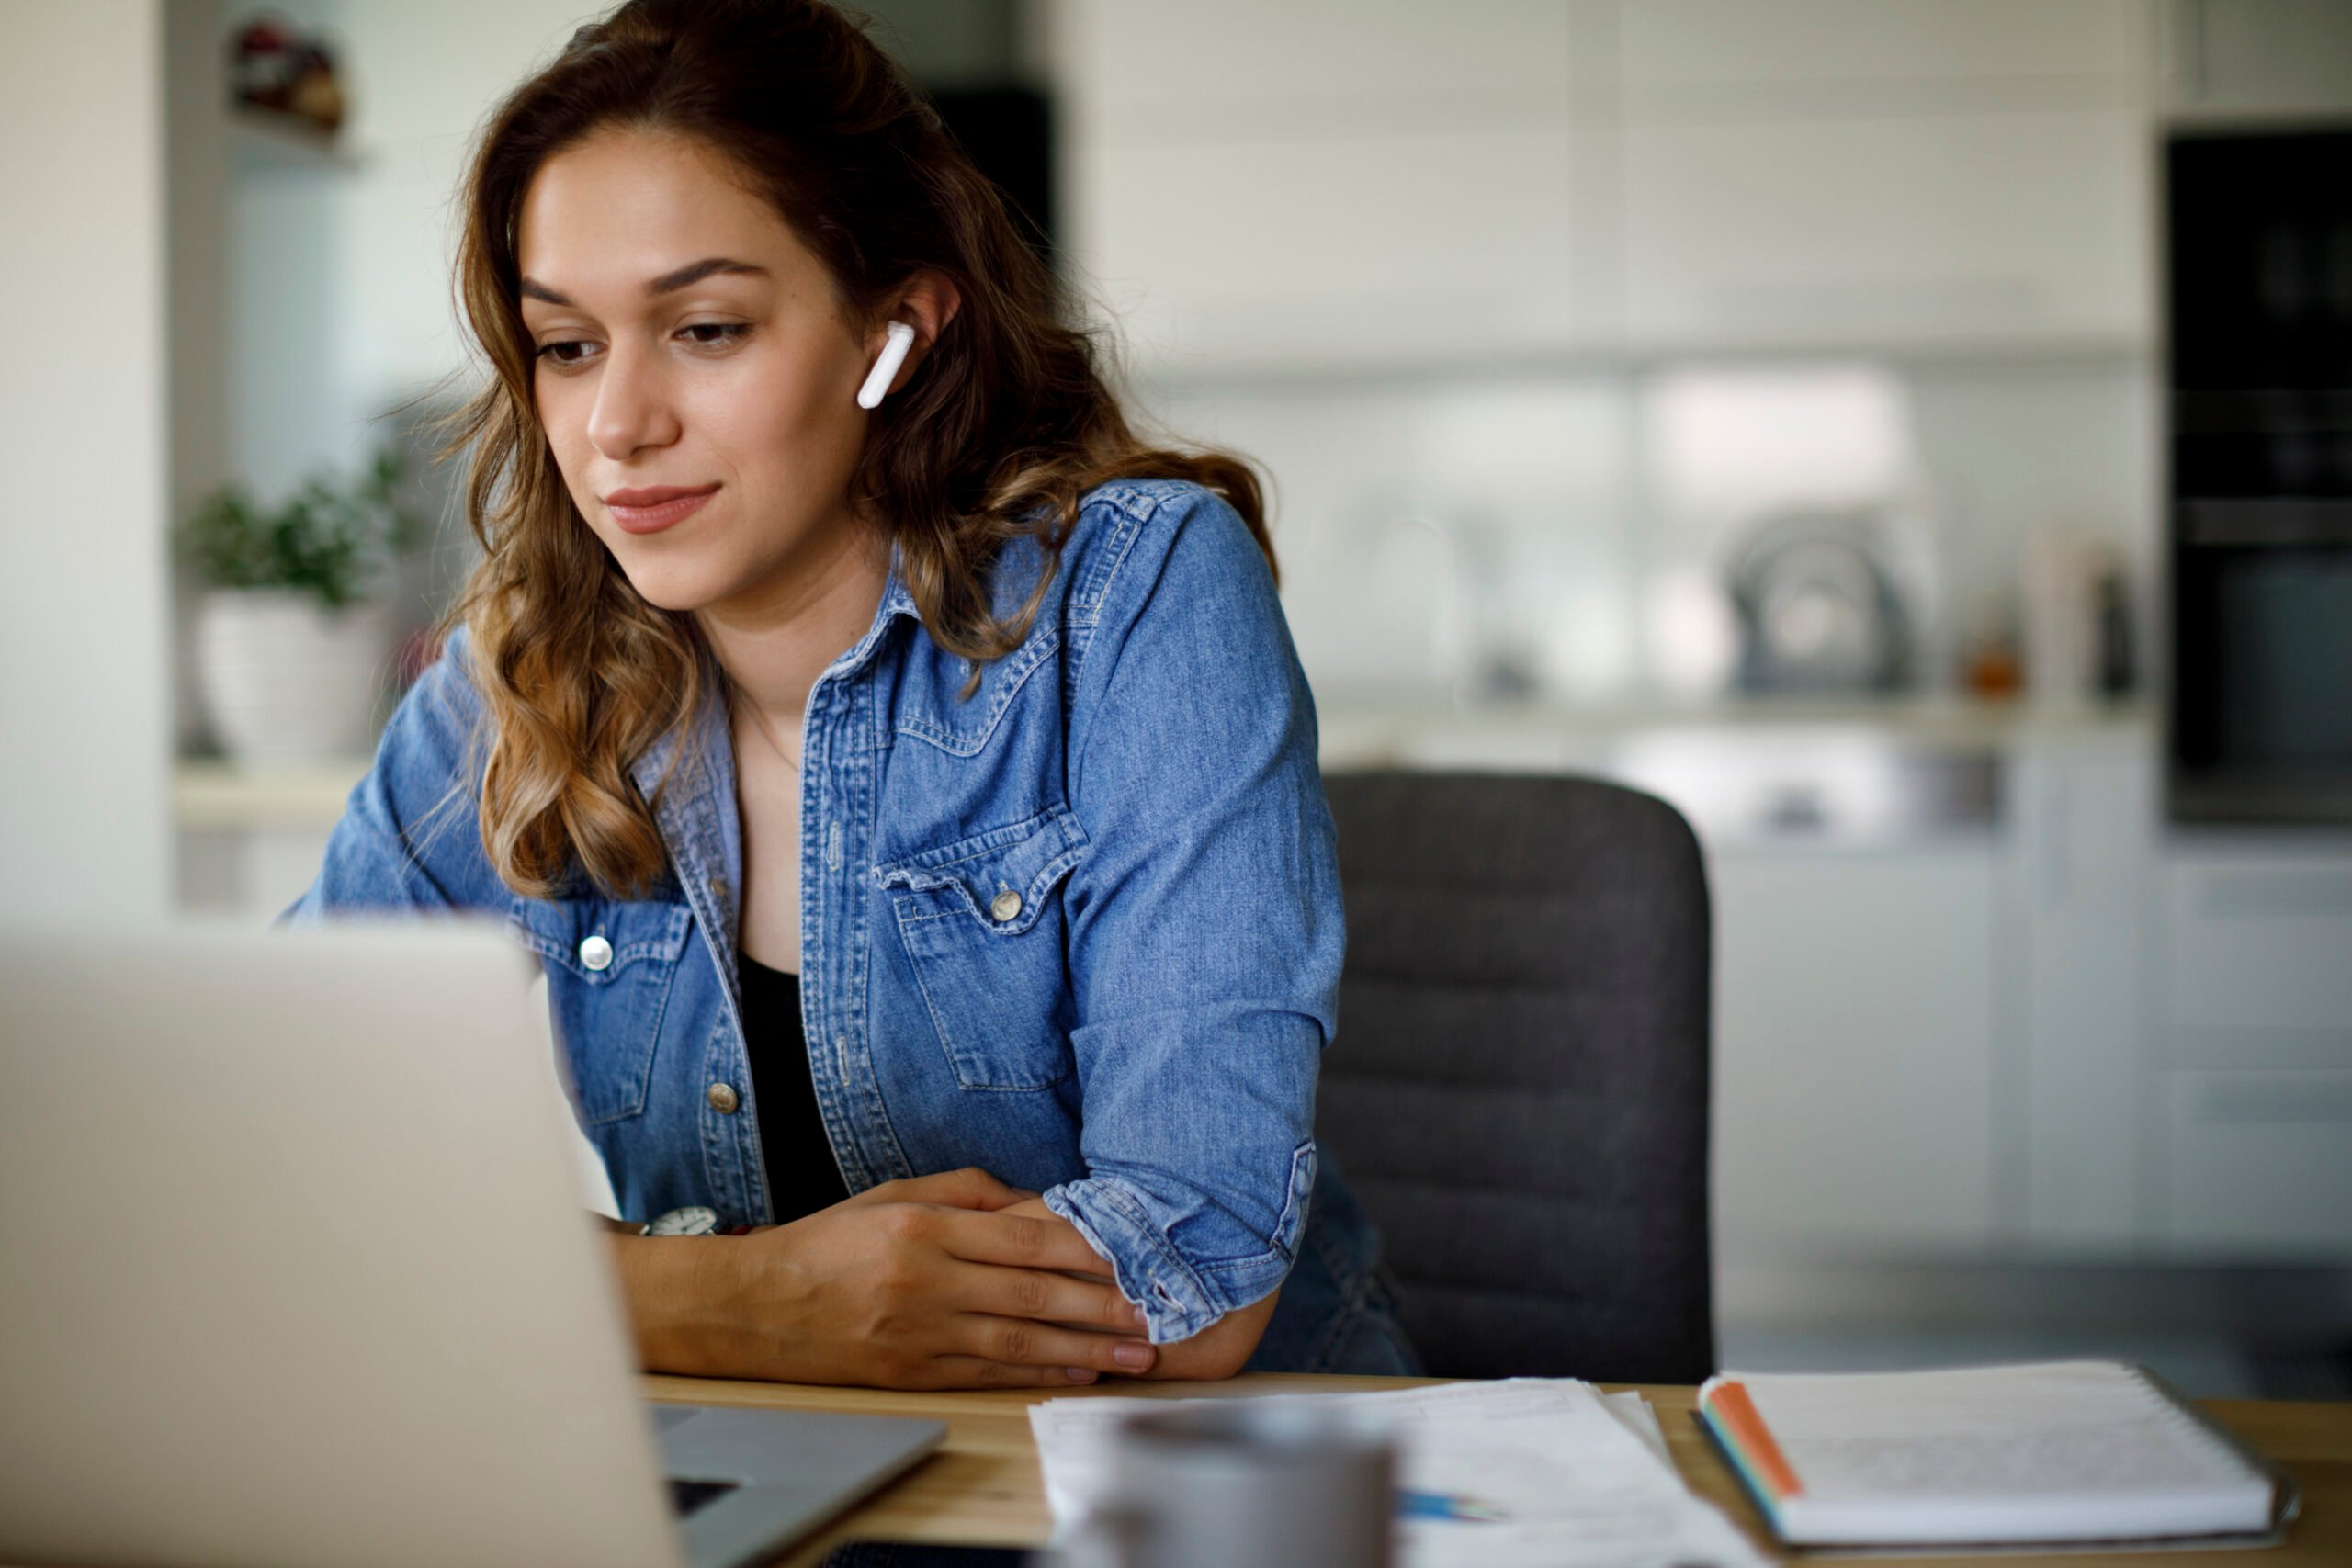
[1698,1360,2299,1551]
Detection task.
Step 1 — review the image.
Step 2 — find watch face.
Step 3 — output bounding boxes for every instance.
[644,1205,720,1237]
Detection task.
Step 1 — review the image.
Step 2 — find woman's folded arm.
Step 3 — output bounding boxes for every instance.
[1052,486,1344,1356]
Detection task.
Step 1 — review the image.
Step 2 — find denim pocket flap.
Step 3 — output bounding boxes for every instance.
[508,897,691,982]
[506,896,690,1127]
[873,807,1089,937]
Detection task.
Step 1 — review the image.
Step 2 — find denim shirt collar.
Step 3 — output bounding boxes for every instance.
[622,547,922,995]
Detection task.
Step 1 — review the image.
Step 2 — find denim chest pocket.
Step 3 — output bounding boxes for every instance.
[508,895,691,1125]
[875,807,1089,1091]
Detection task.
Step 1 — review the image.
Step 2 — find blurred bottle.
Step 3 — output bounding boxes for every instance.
[2095,552,2135,698]
[2022,534,2106,705]
[1961,592,2022,700]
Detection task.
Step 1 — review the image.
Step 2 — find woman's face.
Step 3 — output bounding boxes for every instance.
[515,128,879,615]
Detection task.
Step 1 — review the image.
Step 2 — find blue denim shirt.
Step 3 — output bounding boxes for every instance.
[287,478,1412,1369]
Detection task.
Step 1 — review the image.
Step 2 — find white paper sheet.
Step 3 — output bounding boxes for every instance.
[1029,1379,1770,1568]
[1604,1387,1675,1472]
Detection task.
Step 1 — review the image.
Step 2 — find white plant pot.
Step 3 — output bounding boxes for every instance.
[196,590,393,762]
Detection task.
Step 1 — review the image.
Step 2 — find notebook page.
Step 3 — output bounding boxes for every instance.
[1734,1361,2272,1545]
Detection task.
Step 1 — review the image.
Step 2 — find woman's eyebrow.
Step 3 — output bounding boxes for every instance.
[518,257,771,307]
[643,256,773,295]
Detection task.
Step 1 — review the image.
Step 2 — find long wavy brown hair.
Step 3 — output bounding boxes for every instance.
[436,0,1272,901]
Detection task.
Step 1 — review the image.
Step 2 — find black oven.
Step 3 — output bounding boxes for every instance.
[2167,127,2352,823]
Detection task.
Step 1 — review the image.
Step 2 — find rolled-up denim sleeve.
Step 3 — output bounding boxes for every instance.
[1041,487,1343,1344]
[278,628,505,923]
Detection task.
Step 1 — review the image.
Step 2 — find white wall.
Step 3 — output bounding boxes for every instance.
[253,0,1035,465]
[0,0,172,922]
[207,0,598,502]
[333,3,600,427]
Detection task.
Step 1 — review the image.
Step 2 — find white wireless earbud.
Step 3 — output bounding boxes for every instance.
[856,321,918,410]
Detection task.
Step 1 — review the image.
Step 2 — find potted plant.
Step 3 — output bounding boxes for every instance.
[180,448,422,762]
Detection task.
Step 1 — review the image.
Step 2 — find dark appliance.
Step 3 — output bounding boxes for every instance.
[928,85,1056,265]
[2167,127,2352,822]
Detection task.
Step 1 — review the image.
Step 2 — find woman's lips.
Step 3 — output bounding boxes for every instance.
[604,484,718,535]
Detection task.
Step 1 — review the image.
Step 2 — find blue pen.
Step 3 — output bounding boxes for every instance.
[1396,1489,1507,1523]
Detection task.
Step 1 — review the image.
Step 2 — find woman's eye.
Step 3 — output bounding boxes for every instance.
[531,323,745,367]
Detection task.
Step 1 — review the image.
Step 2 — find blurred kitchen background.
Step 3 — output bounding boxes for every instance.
[6,0,2350,1395]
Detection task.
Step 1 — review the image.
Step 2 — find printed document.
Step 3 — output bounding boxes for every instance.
[1030,1378,1769,1568]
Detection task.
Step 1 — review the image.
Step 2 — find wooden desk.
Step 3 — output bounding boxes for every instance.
[643,1372,2352,1566]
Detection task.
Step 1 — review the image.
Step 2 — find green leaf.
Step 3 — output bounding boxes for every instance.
[175,443,430,611]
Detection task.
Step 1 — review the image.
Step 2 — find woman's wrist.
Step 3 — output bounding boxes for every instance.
[607,1230,718,1373]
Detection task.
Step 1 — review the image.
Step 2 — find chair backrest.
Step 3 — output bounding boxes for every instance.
[1317,771,1715,1383]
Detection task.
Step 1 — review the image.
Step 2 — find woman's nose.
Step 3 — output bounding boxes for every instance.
[585,340,680,460]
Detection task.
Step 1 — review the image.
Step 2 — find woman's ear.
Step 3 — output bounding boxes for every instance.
[875,270,962,395]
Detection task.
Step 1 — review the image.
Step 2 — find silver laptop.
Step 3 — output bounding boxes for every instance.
[0,920,944,1568]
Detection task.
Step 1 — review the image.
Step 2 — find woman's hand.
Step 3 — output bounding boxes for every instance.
[994,1196,1281,1382]
[610,1168,1159,1390]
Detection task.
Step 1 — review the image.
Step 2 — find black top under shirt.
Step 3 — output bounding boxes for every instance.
[736,954,852,1223]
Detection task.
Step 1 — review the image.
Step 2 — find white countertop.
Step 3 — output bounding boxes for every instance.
[173,697,2155,833]
[1317,693,2153,765]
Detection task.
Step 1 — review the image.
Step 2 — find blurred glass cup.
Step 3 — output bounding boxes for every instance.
[1057,1402,1395,1568]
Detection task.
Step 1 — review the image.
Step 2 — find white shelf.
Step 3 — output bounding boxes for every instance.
[230,105,367,174]
[175,756,369,830]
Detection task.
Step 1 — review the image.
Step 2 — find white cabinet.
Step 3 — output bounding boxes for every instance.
[2161,850,2352,1062]
[1619,0,2148,89]
[2009,747,2352,1260]
[1618,109,2149,350]
[2154,843,2352,1257]
[2011,741,2155,1249]
[1069,124,1579,373]
[177,824,338,920]
[2164,1070,2352,1254]
[1052,0,2157,372]
[174,759,364,919]
[2161,0,2352,122]
[1061,0,1575,118]
[1615,0,2154,352]
[1055,0,1582,372]
[1711,844,2000,1257]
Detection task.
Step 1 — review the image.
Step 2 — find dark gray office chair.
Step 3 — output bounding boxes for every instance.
[1317,771,1714,1383]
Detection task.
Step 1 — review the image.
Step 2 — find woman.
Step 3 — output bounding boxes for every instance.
[289,0,1416,1392]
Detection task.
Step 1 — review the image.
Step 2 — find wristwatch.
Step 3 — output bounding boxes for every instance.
[639,1205,719,1237]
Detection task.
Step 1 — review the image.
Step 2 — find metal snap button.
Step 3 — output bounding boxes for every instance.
[578,934,614,972]
[707,1081,741,1114]
[989,889,1023,922]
